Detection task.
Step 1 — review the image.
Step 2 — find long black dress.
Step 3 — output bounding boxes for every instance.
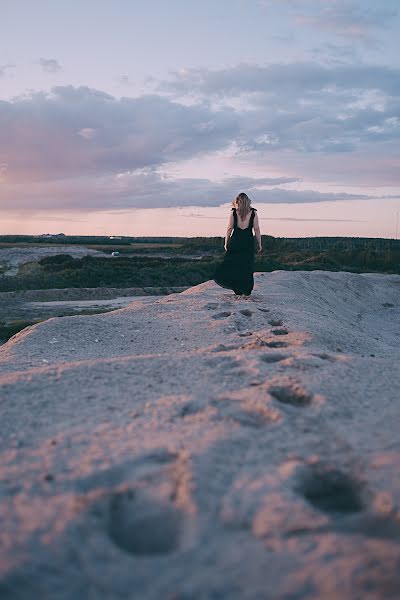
[213,207,256,296]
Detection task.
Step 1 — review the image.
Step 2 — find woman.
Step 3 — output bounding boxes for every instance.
[213,192,262,297]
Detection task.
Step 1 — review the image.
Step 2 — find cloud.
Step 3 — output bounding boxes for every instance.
[116,75,133,87]
[2,68,399,187]
[77,127,97,140]
[257,0,398,45]
[160,61,400,155]
[249,188,398,204]
[38,58,63,73]
[262,217,367,222]
[0,163,8,182]
[178,212,367,222]
[295,4,398,43]
[1,67,399,212]
[0,63,15,77]
[161,61,400,99]
[0,167,393,211]
[0,85,239,182]
[308,42,360,64]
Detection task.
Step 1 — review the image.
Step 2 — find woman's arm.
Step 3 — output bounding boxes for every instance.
[224,211,234,251]
[253,212,262,252]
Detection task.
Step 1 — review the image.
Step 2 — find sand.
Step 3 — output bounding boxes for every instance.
[0,270,399,599]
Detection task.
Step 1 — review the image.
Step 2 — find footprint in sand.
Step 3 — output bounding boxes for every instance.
[257,307,270,313]
[269,381,312,407]
[296,465,365,514]
[239,309,253,317]
[312,352,338,363]
[241,338,290,350]
[229,408,275,428]
[178,401,203,418]
[106,488,184,555]
[259,352,289,363]
[268,319,284,327]
[271,328,289,336]
[143,449,179,464]
[265,340,290,348]
[212,311,232,320]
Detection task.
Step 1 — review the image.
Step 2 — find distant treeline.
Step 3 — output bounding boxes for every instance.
[0,244,399,292]
[262,236,400,252]
[1,234,400,252]
[0,235,185,245]
[181,235,400,253]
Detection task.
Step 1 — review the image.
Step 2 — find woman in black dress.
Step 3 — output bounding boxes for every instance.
[213,192,262,297]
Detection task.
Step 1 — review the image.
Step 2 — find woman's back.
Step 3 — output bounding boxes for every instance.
[230,207,256,250]
[235,208,254,230]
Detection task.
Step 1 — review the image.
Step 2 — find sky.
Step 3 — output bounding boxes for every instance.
[0,0,399,238]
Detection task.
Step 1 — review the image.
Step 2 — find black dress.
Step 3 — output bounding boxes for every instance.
[213,207,256,296]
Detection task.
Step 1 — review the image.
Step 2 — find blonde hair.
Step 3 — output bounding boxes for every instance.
[232,192,252,220]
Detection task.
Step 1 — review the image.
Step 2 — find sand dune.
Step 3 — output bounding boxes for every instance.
[0,270,399,599]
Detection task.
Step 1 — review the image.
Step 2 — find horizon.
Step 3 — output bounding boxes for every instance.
[2,229,399,241]
[1,1,399,238]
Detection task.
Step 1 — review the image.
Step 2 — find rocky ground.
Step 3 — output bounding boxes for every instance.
[0,270,399,599]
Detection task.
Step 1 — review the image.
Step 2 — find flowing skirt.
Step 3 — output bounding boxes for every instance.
[213,230,255,295]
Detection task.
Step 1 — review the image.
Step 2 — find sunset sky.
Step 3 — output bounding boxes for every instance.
[1,0,399,238]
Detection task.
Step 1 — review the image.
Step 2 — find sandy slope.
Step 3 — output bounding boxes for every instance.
[0,270,399,600]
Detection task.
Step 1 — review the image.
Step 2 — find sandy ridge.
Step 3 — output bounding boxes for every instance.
[0,270,400,599]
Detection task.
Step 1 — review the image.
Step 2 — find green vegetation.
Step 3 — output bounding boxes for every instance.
[0,235,399,292]
[0,319,43,342]
[0,255,216,291]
